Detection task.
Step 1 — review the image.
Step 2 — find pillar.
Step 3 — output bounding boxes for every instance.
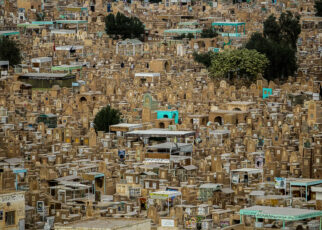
[15,173,18,190]
[104,175,106,195]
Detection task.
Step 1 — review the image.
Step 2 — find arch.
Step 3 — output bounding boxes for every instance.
[159,122,165,128]
[201,118,206,125]
[214,116,223,125]
[296,225,304,230]
[198,41,205,48]
[80,96,87,102]
[163,114,168,118]
[164,61,170,72]
[233,107,241,111]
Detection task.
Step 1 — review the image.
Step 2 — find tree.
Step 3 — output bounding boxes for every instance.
[36,12,45,21]
[105,12,145,40]
[149,0,162,3]
[246,33,297,81]
[93,105,121,132]
[201,28,218,38]
[209,48,269,83]
[187,33,194,40]
[174,33,186,40]
[246,11,300,81]
[315,0,322,16]
[263,12,301,48]
[263,15,281,43]
[0,37,21,66]
[278,11,301,49]
[193,51,214,68]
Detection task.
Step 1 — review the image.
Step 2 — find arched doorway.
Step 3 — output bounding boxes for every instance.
[159,122,165,128]
[214,116,223,125]
[80,96,87,102]
[164,61,170,72]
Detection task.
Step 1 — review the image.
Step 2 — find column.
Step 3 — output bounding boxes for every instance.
[15,173,18,190]
[104,175,106,194]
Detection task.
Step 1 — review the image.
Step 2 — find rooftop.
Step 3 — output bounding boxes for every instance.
[125,129,195,138]
[110,123,143,128]
[240,206,322,221]
[19,73,74,79]
[57,218,150,229]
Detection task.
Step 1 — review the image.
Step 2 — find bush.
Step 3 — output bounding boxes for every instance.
[201,28,218,38]
[193,51,213,68]
[93,105,121,132]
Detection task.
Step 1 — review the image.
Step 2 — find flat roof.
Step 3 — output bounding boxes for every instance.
[56,20,88,24]
[0,31,20,36]
[231,168,263,174]
[209,130,231,135]
[178,21,199,26]
[199,183,222,189]
[51,65,82,71]
[150,190,181,199]
[164,29,202,34]
[31,57,52,63]
[212,22,246,26]
[240,206,322,221]
[50,29,76,34]
[20,73,74,79]
[110,123,143,128]
[18,23,43,28]
[148,142,192,149]
[31,21,54,25]
[0,61,9,66]
[125,129,195,138]
[55,45,84,51]
[288,178,322,186]
[58,218,149,229]
[143,158,170,164]
[227,101,255,105]
[312,184,322,193]
[135,73,160,77]
[117,39,143,45]
[211,109,248,114]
